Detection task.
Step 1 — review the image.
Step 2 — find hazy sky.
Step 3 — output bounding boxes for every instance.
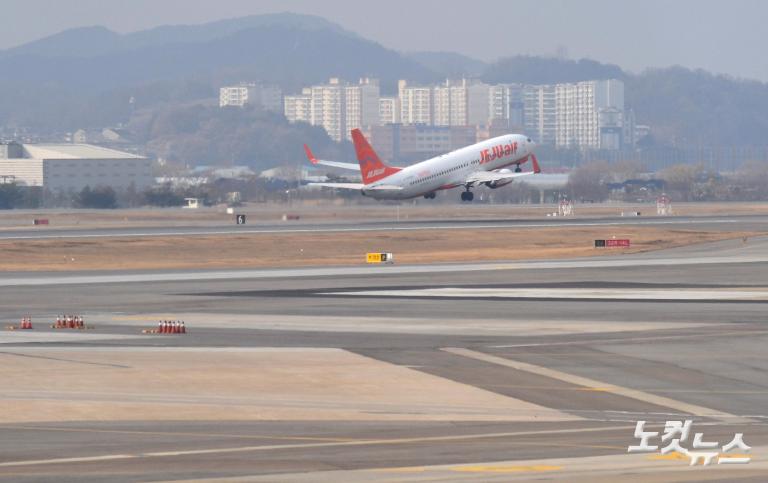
[3,0,767,81]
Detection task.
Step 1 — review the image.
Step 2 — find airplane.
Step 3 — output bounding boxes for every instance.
[303,129,539,201]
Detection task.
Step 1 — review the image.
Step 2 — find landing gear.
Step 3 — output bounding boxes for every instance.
[423,192,436,199]
[460,191,474,202]
[515,164,522,173]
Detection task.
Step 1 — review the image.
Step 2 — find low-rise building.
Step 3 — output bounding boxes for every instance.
[362,124,476,164]
[0,143,152,191]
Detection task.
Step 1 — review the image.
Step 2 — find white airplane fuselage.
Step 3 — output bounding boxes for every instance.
[362,134,535,200]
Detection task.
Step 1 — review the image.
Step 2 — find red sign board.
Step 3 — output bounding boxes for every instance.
[605,239,630,248]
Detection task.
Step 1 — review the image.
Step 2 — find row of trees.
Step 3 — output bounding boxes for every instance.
[566,159,768,202]
[0,177,302,210]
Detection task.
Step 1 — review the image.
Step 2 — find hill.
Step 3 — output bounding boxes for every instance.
[3,14,768,149]
[482,55,626,84]
[0,14,436,130]
[481,55,768,147]
[0,13,360,58]
[406,51,488,78]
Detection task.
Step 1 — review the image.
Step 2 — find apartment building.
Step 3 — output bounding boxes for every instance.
[284,78,379,141]
[523,84,557,145]
[378,97,399,124]
[219,83,282,112]
[345,78,380,134]
[283,88,312,123]
[554,79,625,149]
[284,76,629,149]
[398,80,433,125]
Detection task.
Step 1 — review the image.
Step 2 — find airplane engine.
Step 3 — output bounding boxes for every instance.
[485,169,514,189]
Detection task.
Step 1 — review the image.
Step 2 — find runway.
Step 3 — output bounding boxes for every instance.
[3,213,768,240]
[0,237,767,481]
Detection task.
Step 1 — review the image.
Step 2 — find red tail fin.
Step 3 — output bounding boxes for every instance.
[351,129,400,184]
[303,144,318,164]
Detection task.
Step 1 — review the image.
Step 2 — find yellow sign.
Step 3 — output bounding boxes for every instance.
[367,253,382,263]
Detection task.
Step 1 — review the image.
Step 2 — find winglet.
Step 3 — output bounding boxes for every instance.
[303,144,318,164]
[531,154,541,174]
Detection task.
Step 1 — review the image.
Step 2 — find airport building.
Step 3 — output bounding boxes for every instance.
[219,83,283,112]
[362,124,476,164]
[0,142,152,191]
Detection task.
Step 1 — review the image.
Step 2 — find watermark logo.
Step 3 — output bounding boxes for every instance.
[628,420,751,466]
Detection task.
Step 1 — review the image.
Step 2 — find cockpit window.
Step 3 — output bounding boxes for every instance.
[527,138,532,143]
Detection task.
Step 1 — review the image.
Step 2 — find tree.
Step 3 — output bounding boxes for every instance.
[0,183,23,209]
[566,161,611,202]
[733,160,768,200]
[75,186,118,208]
[658,164,703,201]
[142,185,185,207]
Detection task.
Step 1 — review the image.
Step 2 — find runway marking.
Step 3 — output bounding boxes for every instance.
[452,464,561,473]
[490,328,768,348]
[0,425,359,442]
[0,424,635,468]
[0,351,130,369]
[0,217,751,241]
[324,287,768,301]
[442,348,745,423]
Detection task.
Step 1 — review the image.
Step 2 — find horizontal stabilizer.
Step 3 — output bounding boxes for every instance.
[363,185,404,191]
[303,144,360,171]
[307,182,365,190]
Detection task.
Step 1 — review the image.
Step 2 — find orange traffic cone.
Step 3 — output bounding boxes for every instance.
[180,321,186,334]
[174,321,181,334]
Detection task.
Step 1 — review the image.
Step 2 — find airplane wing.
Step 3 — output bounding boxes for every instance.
[464,169,535,185]
[464,153,541,186]
[303,144,359,171]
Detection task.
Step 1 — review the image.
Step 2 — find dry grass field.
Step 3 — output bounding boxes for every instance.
[0,226,757,272]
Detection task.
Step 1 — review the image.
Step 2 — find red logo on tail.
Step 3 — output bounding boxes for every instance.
[351,129,400,185]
